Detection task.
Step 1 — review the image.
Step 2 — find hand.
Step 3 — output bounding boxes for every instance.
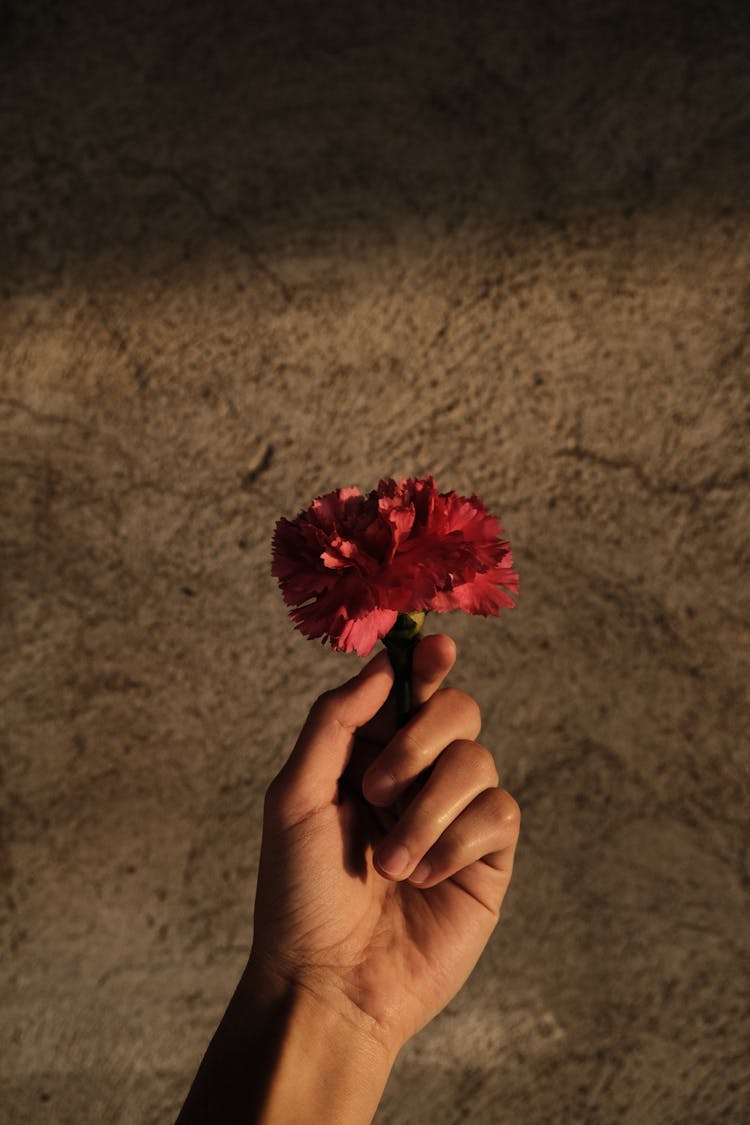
[249,633,521,1058]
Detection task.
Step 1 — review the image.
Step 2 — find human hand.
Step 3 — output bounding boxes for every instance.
[248,633,521,1059]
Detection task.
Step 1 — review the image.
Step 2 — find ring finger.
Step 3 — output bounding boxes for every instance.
[409,787,521,893]
[373,739,499,880]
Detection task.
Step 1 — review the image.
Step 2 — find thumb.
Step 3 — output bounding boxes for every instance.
[271,649,394,818]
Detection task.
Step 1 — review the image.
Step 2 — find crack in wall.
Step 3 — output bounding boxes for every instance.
[555,444,750,497]
[116,157,293,304]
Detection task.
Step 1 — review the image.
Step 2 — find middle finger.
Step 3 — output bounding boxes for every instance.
[372,738,499,881]
[362,686,482,807]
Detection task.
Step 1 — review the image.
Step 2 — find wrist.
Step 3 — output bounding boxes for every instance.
[241,951,396,1124]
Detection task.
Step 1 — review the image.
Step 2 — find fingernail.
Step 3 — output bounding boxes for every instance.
[375,841,410,878]
[410,859,432,884]
[365,769,397,805]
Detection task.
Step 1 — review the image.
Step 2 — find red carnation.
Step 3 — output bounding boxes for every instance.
[271,474,518,658]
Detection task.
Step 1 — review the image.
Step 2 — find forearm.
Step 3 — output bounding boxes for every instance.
[176,955,395,1125]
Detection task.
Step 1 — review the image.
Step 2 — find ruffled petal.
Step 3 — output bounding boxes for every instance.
[271,475,518,652]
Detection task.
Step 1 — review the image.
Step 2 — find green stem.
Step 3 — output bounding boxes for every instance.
[382,611,426,728]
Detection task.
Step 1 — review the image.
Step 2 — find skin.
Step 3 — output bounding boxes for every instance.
[176,634,521,1124]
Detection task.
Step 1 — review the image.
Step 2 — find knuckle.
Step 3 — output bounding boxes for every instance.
[441,687,482,734]
[446,818,474,855]
[310,689,335,718]
[447,739,499,785]
[398,724,429,765]
[498,791,521,831]
[439,685,470,710]
[309,690,347,733]
[474,742,500,785]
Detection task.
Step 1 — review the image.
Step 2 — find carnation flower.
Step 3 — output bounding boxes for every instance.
[271,474,518,660]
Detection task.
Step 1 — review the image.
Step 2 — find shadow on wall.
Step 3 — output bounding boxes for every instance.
[2,0,749,288]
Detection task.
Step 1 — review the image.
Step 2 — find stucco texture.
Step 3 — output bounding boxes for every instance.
[2,2,749,1122]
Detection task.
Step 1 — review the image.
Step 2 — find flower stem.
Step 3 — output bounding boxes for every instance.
[382,611,426,728]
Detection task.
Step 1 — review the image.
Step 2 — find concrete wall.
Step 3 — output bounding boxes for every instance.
[2,2,748,1121]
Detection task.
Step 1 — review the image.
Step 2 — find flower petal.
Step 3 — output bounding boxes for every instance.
[270,475,518,653]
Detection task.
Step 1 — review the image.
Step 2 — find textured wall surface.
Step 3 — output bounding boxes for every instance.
[2,2,749,1122]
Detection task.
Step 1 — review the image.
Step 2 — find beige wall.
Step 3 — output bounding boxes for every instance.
[2,3,748,1121]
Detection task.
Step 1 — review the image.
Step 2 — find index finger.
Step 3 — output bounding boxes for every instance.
[359,632,457,745]
[412,633,458,707]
